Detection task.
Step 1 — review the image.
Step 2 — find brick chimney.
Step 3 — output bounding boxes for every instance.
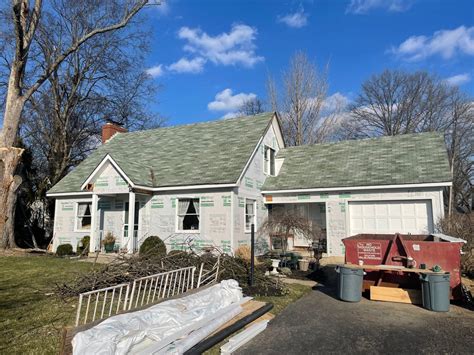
[102,121,127,143]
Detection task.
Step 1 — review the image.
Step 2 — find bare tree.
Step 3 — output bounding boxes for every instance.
[445,91,473,214]
[341,70,473,213]
[347,70,453,137]
[0,0,149,249]
[238,97,265,116]
[267,52,329,146]
[260,206,323,253]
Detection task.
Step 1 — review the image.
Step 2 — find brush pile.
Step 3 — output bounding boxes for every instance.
[56,248,287,299]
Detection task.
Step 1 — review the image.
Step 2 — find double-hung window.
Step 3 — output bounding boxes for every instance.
[177,198,200,231]
[263,146,275,176]
[245,199,256,232]
[76,202,92,231]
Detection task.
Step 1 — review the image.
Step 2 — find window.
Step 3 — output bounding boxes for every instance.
[263,146,275,176]
[76,202,92,230]
[245,199,256,232]
[177,198,200,231]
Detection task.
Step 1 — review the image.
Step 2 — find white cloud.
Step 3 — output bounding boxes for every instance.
[146,64,164,78]
[322,92,350,112]
[149,0,171,16]
[178,24,264,67]
[222,112,241,119]
[444,73,471,86]
[208,89,257,115]
[277,10,308,28]
[391,26,474,61]
[167,57,206,74]
[346,0,412,14]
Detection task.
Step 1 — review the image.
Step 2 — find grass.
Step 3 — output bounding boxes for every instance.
[0,255,94,354]
[0,255,312,354]
[255,283,313,315]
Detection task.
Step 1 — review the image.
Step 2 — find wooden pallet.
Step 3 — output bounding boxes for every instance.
[370,286,422,304]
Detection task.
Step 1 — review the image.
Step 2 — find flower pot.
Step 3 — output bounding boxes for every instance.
[299,259,309,272]
[270,259,280,275]
[104,243,115,253]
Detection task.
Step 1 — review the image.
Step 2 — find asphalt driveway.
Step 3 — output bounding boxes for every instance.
[237,285,474,355]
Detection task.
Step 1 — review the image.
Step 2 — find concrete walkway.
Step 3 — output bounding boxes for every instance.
[237,286,474,355]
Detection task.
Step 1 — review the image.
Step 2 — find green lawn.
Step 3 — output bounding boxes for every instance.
[0,255,312,354]
[0,255,94,354]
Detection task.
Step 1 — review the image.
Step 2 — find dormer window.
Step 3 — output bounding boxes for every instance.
[264,145,275,176]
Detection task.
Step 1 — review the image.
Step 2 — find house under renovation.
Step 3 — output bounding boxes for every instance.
[47,112,452,256]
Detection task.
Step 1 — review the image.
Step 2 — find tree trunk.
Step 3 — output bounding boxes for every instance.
[0,79,26,249]
[0,147,24,248]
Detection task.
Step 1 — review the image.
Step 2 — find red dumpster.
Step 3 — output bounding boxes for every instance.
[342,233,465,300]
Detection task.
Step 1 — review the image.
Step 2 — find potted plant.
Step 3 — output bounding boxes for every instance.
[102,232,116,253]
[298,258,310,271]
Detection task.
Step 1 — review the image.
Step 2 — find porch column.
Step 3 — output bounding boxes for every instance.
[127,190,136,253]
[89,193,99,253]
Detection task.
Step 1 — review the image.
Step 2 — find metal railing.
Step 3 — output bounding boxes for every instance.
[75,283,130,326]
[75,261,220,326]
[128,266,196,310]
[197,255,221,288]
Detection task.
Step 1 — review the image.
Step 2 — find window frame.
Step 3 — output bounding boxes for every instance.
[245,198,257,233]
[263,145,276,176]
[74,201,92,232]
[176,197,201,233]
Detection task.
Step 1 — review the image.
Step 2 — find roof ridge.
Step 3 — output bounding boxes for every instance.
[120,112,274,137]
[281,131,443,152]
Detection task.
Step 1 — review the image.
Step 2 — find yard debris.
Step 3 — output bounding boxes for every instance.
[55,248,287,299]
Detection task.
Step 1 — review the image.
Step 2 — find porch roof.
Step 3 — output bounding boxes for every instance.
[262,132,451,192]
[49,113,274,193]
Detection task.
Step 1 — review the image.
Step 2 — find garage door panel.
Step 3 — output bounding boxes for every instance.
[388,203,402,216]
[375,204,388,216]
[401,203,415,216]
[349,200,433,236]
[375,218,389,230]
[362,204,375,216]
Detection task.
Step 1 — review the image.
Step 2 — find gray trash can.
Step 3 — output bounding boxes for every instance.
[336,266,363,302]
[420,272,450,312]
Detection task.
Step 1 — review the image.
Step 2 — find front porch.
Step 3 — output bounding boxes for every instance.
[266,202,327,256]
[87,191,150,254]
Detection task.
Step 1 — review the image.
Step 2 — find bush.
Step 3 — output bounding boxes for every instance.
[56,244,74,257]
[139,236,167,258]
[437,213,474,277]
[77,236,90,256]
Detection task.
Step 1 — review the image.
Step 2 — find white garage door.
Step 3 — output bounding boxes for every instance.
[349,200,434,235]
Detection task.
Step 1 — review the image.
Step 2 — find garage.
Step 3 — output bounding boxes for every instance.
[349,200,434,235]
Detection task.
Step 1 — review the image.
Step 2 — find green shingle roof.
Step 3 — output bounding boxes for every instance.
[49,113,274,193]
[262,132,451,191]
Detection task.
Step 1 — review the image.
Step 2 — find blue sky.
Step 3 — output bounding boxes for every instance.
[143,0,474,125]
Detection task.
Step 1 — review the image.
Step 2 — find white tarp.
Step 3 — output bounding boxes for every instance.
[72,280,243,355]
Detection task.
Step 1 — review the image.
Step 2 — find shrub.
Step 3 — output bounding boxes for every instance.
[139,236,167,258]
[437,213,474,277]
[77,236,90,255]
[56,244,74,257]
[235,245,259,265]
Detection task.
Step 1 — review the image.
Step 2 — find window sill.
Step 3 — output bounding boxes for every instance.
[175,230,200,234]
